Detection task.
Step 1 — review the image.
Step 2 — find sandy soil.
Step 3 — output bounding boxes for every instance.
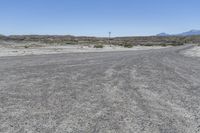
[0,45,166,57]
[184,46,200,57]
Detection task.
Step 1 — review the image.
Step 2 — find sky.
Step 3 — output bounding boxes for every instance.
[0,0,200,37]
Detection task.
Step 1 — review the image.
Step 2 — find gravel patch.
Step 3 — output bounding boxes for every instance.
[184,46,200,57]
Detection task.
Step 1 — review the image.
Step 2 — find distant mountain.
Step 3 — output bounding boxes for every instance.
[157,33,170,36]
[0,34,6,39]
[178,30,200,36]
[157,30,200,36]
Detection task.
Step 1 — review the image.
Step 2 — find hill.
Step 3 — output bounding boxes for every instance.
[157,30,200,36]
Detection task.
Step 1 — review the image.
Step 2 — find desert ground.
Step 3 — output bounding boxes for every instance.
[184,46,200,57]
[0,44,166,57]
[0,44,200,133]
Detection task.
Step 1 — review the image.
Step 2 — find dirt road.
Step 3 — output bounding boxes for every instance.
[0,45,200,133]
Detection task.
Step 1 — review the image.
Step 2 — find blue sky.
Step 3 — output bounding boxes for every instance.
[0,0,200,37]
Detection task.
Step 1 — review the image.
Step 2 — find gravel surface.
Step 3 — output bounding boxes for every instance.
[184,46,200,57]
[0,45,200,133]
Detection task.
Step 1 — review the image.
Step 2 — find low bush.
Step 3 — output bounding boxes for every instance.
[169,43,184,46]
[144,44,154,46]
[24,45,29,49]
[123,43,133,48]
[160,44,168,47]
[94,44,104,48]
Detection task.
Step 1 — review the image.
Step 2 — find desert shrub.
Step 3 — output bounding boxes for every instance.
[160,44,168,47]
[24,45,29,49]
[123,43,133,48]
[170,43,184,46]
[64,41,77,45]
[29,44,43,47]
[156,43,183,47]
[117,43,124,47]
[144,44,154,46]
[94,44,104,48]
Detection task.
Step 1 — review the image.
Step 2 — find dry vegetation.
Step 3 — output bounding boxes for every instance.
[93,44,104,48]
[1,35,200,47]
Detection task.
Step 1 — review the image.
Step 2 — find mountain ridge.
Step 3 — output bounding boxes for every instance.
[157,30,200,36]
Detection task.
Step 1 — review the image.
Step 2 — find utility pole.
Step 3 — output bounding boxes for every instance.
[109,32,111,46]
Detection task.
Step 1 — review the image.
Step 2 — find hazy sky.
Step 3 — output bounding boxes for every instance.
[0,0,200,36]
